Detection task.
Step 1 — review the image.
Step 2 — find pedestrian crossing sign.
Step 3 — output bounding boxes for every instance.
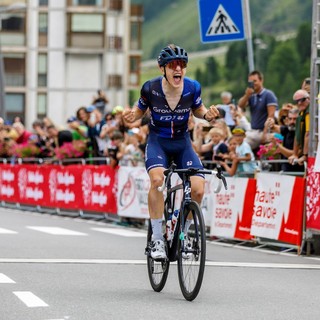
[198,0,245,43]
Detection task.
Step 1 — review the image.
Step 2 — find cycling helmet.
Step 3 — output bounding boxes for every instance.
[157,45,188,67]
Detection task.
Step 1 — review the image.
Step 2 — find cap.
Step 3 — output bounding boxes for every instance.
[232,127,246,135]
[293,89,309,101]
[86,105,96,113]
[67,116,78,123]
[112,105,124,115]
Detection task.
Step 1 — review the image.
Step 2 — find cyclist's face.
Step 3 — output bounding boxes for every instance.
[162,59,187,88]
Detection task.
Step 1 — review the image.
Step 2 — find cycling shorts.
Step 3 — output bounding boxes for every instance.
[145,132,204,177]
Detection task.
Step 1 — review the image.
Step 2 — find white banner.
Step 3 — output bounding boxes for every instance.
[250,172,295,240]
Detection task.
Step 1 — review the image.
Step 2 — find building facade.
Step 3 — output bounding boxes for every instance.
[0,0,143,128]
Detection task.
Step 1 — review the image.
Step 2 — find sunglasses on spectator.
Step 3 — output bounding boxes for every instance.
[294,97,307,104]
[166,60,187,70]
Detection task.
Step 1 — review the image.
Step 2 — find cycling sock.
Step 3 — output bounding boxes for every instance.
[151,218,164,240]
[184,219,193,234]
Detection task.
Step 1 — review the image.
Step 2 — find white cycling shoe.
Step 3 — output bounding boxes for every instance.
[182,236,193,260]
[151,239,167,260]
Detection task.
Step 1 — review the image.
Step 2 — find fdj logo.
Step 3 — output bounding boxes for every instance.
[160,115,184,121]
[186,161,193,166]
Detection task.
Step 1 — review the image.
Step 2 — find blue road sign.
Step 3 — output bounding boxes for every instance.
[198,0,245,43]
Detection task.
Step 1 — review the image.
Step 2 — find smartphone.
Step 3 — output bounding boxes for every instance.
[214,155,225,161]
[248,81,254,89]
[202,126,212,132]
[305,78,310,85]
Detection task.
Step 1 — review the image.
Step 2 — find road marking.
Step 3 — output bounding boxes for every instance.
[92,227,146,237]
[0,273,15,283]
[0,259,320,269]
[27,227,87,236]
[0,227,17,234]
[13,291,48,307]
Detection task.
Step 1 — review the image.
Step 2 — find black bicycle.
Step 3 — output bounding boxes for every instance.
[145,163,227,301]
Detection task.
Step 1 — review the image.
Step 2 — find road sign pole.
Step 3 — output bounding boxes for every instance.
[243,0,255,72]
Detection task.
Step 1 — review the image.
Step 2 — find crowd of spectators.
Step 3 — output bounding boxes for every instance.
[0,72,310,176]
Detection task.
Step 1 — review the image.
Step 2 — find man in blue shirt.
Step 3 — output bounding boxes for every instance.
[123,44,219,259]
[238,70,278,150]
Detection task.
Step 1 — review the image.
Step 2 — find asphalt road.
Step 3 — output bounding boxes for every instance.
[1,207,320,320]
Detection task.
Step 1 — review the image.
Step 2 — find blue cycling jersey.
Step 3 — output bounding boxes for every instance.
[138,76,202,138]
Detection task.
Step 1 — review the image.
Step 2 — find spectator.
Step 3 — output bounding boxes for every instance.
[66,116,88,141]
[229,104,252,132]
[122,128,145,166]
[238,70,278,151]
[91,89,109,115]
[301,77,310,94]
[105,130,126,168]
[213,118,232,141]
[263,107,303,172]
[218,91,236,129]
[288,89,310,166]
[219,127,257,176]
[46,125,73,148]
[12,122,33,144]
[194,127,228,163]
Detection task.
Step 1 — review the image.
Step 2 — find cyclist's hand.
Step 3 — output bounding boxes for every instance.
[206,105,220,121]
[123,108,135,123]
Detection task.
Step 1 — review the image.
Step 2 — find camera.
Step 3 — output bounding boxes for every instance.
[214,155,225,161]
[248,81,254,89]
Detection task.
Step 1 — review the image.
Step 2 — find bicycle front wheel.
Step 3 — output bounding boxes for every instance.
[146,221,170,292]
[177,201,206,301]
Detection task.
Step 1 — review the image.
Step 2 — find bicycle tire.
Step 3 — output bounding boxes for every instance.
[146,221,170,292]
[177,201,206,301]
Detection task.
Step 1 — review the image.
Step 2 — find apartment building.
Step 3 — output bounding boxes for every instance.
[0,0,143,128]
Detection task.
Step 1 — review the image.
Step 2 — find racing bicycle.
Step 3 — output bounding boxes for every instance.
[145,163,227,301]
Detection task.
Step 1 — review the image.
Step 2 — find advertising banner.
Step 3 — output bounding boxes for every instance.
[306,157,320,231]
[210,177,256,240]
[0,164,19,202]
[250,172,304,245]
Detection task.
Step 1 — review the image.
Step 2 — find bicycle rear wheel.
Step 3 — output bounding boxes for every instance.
[177,201,206,301]
[146,221,170,292]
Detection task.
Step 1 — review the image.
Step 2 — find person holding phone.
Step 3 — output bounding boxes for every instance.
[238,70,278,151]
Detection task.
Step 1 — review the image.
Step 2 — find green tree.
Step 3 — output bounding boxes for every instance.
[295,22,312,64]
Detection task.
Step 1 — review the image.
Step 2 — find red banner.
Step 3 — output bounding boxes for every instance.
[0,164,117,214]
[306,157,320,231]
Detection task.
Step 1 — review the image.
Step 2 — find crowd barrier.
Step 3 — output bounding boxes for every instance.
[1,157,319,254]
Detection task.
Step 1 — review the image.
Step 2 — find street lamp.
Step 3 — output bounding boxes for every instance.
[0,2,27,120]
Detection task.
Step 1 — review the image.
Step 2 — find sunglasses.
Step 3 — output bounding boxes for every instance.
[166,60,187,70]
[295,97,307,104]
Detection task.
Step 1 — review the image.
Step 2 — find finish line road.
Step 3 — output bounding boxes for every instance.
[1,208,320,320]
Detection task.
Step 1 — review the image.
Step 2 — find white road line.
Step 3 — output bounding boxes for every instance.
[0,227,17,234]
[92,227,146,237]
[0,258,320,269]
[13,291,49,308]
[27,227,87,236]
[0,273,15,283]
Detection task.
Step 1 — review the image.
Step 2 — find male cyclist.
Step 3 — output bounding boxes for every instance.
[123,44,219,259]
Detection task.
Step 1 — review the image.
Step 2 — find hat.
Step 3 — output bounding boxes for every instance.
[86,105,96,113]
[112,105,124,115]
[293,89,309,101]
[67,116,78,123]
[232,127,246,135]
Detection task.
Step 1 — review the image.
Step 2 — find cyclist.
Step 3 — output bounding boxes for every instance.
[123,44,219,259]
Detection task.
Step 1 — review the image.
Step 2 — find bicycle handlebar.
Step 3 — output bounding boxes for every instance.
[157,164,228,193]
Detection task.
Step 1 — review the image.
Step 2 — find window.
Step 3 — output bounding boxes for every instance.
[37,93,47,117]
[130,21,142,50]
[107,36,122,51]
[38,13,48,46]
[108,75,122,88]
[39,0,48,6]
[0,12,26,46]
[67,13,104,48]
[38,54,47,87]
[129,56,140,86]
[3,53,25,87]
[68,0,103,5]
[109,0,123,11]
[5,93,25,122]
